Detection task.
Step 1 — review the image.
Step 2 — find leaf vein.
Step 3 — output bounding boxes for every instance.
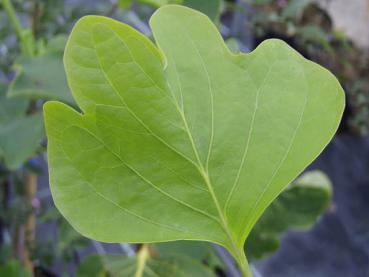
[225,59,276,212]
[64,124,219,223]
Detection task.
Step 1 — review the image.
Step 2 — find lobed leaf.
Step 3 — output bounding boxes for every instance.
[44,5,344,265]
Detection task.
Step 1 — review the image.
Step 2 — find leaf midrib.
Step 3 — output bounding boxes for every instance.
[154,21,246,254]
[80,22,245,251]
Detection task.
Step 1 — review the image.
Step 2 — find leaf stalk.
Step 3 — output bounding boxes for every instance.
[135,244,149,277]
[201,172,252,276]
[235,247,253,277]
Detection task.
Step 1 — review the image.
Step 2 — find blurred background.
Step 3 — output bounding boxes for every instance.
[0,0,368,276]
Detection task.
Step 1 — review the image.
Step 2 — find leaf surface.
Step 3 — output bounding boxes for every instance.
[44,5,344,261]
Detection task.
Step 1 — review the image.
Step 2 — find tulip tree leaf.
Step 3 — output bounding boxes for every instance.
[76,253,215,277]
[245,170,332,260]
[44,5,344,270]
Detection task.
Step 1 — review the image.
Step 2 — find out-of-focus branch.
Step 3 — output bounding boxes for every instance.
[1,0,35,56]
[23,173,37,274]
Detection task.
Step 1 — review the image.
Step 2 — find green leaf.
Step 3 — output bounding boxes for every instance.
[143,253,215,277]
[0,260,31,277]
[45,35,69,54]
[0,82,44,169]
[281,0,311,18]
[182,0,222,22]
[0,82,28,127]
[77,252,215,277]
[76,255,106,277]
[155,241,224,269]
[298,25,331,51]
[225,38,240,54]
[119,0,133,9]
[7,36,74,104]
[139,0,182,8]
[0,112,44,169]
[245,170,332,260]
[44,5,344,273]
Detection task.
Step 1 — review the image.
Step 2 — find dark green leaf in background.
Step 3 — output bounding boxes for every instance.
[0,260,31,277]
[77,252,215,277]
[7,36,74,105]
[0,112,44,170]
[245,170,332,260]
[0,82,28,127]
[0,83,44,169]
[138,0,182,8]
[182,0,222,22]
[155,240,224,270]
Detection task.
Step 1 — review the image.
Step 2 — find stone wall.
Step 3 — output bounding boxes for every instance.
[315,0,369,49]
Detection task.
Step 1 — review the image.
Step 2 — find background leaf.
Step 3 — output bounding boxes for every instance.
[245,170,332,260]
[0,82,28,127]
[0,83,44,169]
[182,0,222,22]
[155,241,224,270]
[76,252,215,277]
[0,260,31,277]
[7,36,74,104]
[0,112,44,169]
[138,0,182,8]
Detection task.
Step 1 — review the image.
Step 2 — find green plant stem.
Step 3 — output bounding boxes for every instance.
[200,172,252,276]
[23,173,37,275]
[135,244,149,277]
[224,231,253,277]
[2,0,23,37]
[235,248,253,277]
[2,0,34,56]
